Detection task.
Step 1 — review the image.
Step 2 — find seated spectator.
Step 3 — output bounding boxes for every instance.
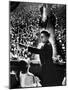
[19,60,41,87]
[10,64,20,89]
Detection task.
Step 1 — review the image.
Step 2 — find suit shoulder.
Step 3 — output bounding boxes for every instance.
[47,42,52,49]
[47,42,51,46]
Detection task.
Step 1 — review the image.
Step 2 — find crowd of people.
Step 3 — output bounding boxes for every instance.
[10,3,66,61]
[10,2,66,89]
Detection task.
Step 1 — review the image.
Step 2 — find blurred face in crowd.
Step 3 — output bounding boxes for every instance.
[40,33,48,43]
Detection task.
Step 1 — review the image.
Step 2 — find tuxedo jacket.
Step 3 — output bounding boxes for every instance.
[28,41,53,65]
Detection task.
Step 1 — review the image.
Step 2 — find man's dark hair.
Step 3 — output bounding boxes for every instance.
[19,61,28,73]
[41,31,50,38]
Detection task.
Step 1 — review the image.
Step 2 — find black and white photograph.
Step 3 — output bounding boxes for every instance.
[9,1,66,89]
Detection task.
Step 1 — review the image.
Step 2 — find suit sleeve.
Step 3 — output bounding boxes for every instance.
[28,43,53,57]
[28,47,41,54]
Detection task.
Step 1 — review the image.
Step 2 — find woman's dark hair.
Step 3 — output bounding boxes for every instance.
[41,31,50,38]
[19,61,28,73]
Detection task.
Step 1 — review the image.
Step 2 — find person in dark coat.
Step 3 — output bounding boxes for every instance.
[39,4,56,30]
[28,31,57,86]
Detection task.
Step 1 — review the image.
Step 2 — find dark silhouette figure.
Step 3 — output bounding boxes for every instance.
[28,31,57,86]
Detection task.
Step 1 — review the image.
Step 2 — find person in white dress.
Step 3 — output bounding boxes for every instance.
[19,60,42,88]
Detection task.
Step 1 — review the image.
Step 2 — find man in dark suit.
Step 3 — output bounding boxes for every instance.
[28,31,57,86]
[19,31,57,86]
